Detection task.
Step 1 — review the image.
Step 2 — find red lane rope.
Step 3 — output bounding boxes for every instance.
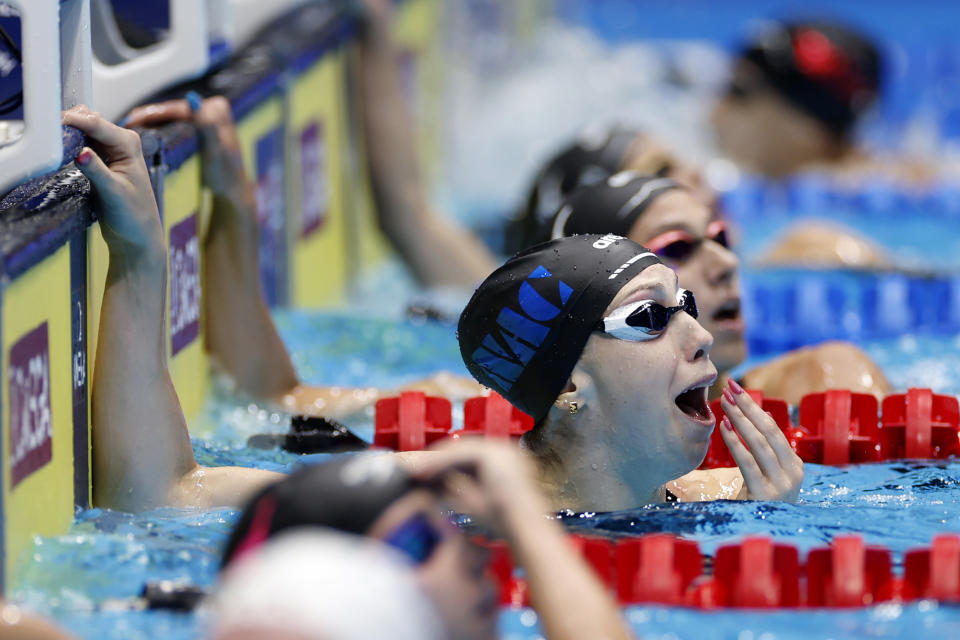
[373,388,960,466]
[479,533,960,609]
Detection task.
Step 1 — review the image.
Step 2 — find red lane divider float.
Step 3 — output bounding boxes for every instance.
[373,391,452,451]
[904,534,960,601]
[614,534,701,605]
[796,390,880,465]
[712,536,801,607]
[458,392,534,440]
[806,536,896,606]
[699,387,960,467]
[881,389,960,460]
[482,533,960,609]
[373,388,960,465]
[375,391,532,450]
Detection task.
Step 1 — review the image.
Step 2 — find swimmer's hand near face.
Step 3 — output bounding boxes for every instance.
[719,379,804,502]
[411,439,636,640]
[411,438,546,537]
[63,106,164,260]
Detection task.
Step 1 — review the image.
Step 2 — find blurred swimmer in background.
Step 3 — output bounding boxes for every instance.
[712,19,882,178]
[711,19,929,183]
[548,172,891,406]
[211,531,446,640]
[511,121,894,273]
[221,443,635,640]
[458,235,804,511]
[123,96,483,421]
[123,0,496,422]
[502,125,716,255]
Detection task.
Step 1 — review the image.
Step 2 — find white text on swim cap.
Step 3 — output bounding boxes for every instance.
[592,234,625,249]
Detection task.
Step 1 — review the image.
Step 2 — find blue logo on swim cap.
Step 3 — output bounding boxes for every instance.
[471,266,574,394]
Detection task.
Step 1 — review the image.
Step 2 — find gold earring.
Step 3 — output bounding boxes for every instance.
[568,401,579,415]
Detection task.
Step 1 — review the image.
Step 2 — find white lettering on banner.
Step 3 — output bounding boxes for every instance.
[9,322,53,486]
[300,122,328,237]
[73,300,85,390]
[169,213,201,355]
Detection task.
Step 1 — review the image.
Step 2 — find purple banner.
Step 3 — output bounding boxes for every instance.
[255,127,288,307]
[300,122,328,237]
[169,212,201,355]
[9,322,52,487]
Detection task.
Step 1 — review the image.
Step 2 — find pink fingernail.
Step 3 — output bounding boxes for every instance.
[722,388,734,404]
[728,378,744,395]
[722,415,733,431]
[77,149,92,166]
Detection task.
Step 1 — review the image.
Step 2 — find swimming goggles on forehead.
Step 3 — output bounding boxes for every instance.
[382,512,444,565]
[598,288,698,341]
[645,220,729,263]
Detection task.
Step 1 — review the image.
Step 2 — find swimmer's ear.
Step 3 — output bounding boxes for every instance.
[552,370,592,417]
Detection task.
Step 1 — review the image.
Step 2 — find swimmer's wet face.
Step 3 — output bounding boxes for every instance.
[711,60,841,177]
[368,489,497,640]
[575,265,718,480]
[711,20,881,177]
[626,189,746,377]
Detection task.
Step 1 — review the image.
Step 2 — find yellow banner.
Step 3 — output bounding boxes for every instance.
[286,49,350,307]
[2,245,75,589]
[164,155,208,425]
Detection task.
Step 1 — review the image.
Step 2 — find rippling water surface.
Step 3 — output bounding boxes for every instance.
[13,310,960,639]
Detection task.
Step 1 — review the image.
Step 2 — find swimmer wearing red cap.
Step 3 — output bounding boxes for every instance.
[710,19,931,181]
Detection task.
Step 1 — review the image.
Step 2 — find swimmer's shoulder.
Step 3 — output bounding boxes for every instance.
[669,468,743,502]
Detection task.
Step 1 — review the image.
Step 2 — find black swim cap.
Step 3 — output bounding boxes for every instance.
[222,455,417,569]
[736,20,881,137]
[504,126,642,254]
[549,172,682,240]
[458,234,662,421]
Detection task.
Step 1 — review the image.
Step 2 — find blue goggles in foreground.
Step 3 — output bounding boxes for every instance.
[598,288,698,341]
[382,513,444,565]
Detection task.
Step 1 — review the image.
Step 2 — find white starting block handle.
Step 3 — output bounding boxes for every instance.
[91,0,210,122]
[0,0,67,197]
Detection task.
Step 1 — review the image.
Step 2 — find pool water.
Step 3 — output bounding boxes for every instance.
[10,300,960,640]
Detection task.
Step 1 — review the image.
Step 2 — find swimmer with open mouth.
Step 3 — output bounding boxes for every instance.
[458,234,804,512]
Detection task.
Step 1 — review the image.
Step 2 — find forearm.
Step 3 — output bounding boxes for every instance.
[204,190,299,400]
[502,494,632,640]
[358,21,495,286]
[92,246,198,511]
